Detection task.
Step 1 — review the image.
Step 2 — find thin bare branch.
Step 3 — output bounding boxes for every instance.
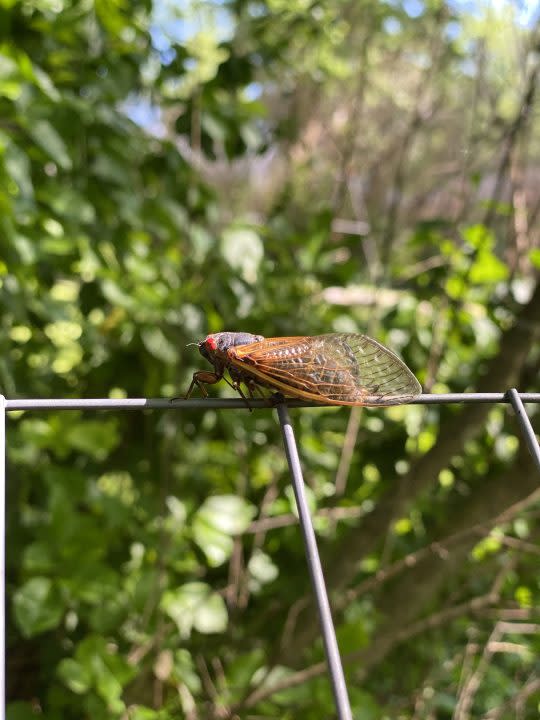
[482,675,540,720]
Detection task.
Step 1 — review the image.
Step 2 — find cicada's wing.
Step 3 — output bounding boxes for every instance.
[227,334,421,406]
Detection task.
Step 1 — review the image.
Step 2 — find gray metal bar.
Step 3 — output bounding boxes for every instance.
[507,388,540,473]
[276,403,353,720]
[0,396,5,720]
[411,393,540,404]
[3,393,540,411]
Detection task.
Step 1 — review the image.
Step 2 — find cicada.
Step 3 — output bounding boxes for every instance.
[186,332,421,406]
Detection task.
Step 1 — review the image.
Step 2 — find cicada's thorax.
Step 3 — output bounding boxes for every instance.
[198,332,264,378]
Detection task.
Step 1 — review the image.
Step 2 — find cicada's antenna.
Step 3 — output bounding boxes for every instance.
[185,342,199,348]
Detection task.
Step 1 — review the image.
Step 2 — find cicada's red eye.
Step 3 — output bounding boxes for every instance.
[205,336,217,351]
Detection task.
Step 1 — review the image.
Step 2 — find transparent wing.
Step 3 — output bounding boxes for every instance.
[228,334,421,406]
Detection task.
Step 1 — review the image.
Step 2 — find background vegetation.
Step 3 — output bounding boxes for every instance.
[1,0,539,718]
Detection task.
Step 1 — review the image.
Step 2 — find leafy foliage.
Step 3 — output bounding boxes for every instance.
[2,1,539,719]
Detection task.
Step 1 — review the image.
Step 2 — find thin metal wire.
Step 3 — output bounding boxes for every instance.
[507,389,540,473]
[4,392,540,411]
[276,403,353,720]
[0,396,5,720]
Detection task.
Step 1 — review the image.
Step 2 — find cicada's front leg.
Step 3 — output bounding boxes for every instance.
[185,369,224,399]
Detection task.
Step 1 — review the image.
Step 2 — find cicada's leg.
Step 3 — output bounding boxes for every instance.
[225,373,253,412]
[184,370,223,399]
[245,379,266,399]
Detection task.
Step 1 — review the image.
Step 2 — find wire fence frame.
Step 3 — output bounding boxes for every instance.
[1,390,539,720]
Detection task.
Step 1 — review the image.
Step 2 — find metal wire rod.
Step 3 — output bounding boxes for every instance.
[0,397,5,720]
[276,402,353,720]
[4,392,540,411]
[507,389,540,473]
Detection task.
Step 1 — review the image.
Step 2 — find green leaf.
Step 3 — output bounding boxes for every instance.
[393,517,412,535]
[141,326,177,364]
[57,658,92,694]
[61,636,134,711]
[165,496,187,525]
[470,251,509,284]
[27,120,72,170]
[41,186,96,223]
[445,275,466,300]
[0,52,22,99]
[192,495,255,566]
[13,577,63,637]
[463,223,494,250]
[193,591,228,634]
[7,702,39,720]
[196,495,255,535]
[32,64,61,101]
[221,227,263,284]
[4,142,33,198]
[161,582,228,637]
[64,419,120,460]
[192,521,234,566]
[248,550,279,587]
[22,541,54,573]
[529,248,540,269]
[100,278,135,309]
[127,708,161,720]
[173,649,201,693]
[514,585,532,608]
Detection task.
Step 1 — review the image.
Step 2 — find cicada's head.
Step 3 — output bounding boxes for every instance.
[198,334,220,365]
[198,332,264,366]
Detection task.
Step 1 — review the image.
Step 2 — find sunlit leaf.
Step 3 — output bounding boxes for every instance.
[57,658,92,694]
[248,550,279,587]
[141,326,177,364]
[27,120,72,170]
[192,495,255,566]
[221,227,263,284]
[13,577,63,637]
[161,583,228,637]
